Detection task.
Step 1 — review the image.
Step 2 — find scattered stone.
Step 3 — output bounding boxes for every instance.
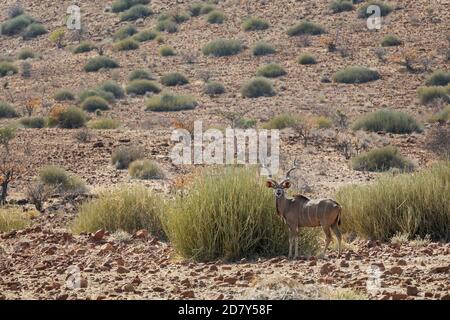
[320,263,334,275]
[92,229,105,241]
[406,286,419,296]
[180,290,195,299]
[389,266,403,276]
[117,266,129,274]
[123,284,135,293]
[340,260,349,268]
[134,229,148,239]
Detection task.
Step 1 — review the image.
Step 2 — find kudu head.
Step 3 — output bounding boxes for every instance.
[263,160,298,199]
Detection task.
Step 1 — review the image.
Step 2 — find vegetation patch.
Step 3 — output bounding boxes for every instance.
[329,0,354,13]
[298,53,317,65]
[56,106,86,128]
[113,25,137,40]
[352,109,422,134]
[262,113,299,130]
[425,70,450,87]
[126,80,161,95]
[0,14,35,36]
[133,29,158,42]
[20,116,46,129]
[129,69,152,81]
[98,81,125,99]
[287,21,325,36]
[54,90,75,101]
[351,146,414,172]
[429,105,450,123]
[84,56,119,72]
[333,66,380,84]
[146,93,197,112]
[358,1,393,18]
[72,41,96,54]
[87,118,120,130]
[129,159,165,179]
[159,45,175,56]
[0,62,18,77]
[114,38,140,51]
[241,77,276,98]
[0,102,18,118]
[207,10,225,24]
[18,48,36,60]
[111,145,144,169]
[381,35,402,47]
[38,165,87,194]
[120,5,152,22]
[0,207,31,233]
[256,63,286,78]
[202,39,242,57]
[160,72,189,86]
[417,86,449,105]
[252,41,276,56]
[204,81,225,96]
[81,96,110,112]
[243,17,269,31]
[22,23,47,40]
[112,0,150,13]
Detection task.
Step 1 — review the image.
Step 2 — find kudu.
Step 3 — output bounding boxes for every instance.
[263,161,342,259]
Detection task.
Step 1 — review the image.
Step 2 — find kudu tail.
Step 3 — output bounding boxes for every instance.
[335,204,342,226]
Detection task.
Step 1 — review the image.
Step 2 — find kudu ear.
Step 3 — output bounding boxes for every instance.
[282,181,291,189]
[266,180,275,188]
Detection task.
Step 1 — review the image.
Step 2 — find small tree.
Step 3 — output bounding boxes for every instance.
[24,97,42,116]
[0,127,24,203]
[293,116,314,147]
[49,28,66,48]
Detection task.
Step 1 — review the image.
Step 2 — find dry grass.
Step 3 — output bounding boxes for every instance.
[0,207,33,232]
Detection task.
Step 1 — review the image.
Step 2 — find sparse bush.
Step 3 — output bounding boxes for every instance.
[425,70,450,87]
[8,5,24,19]
[425,125,450,158]
[57,106,86,128]
[316,116,333,129]
[189,3,204,16]
[112,0,150,13]
[156,18,178,33]
[160,72,189,86]
[133,29,158,42]
[0,102,18,118]
[120,4,151,21]
[417,86,449,104]
[429,105,450,123]
[0,14,34,36]
[256,63,286,78]
[72,41,96,54]
[381,35,402,47]
[333,66,380,84]
[204,81,225,95]
[54,90,75,101]
[87,118,120,129]
[113,25,137,40]
[358,1,393,18]
[159,45,175,56]
[336,162,449,241]
[262,113,299,130]
[0,207,31,233]
[202,39,242,57]
[351,146,414,172]
[164,167,320,261]
[243,17,269,31]
[20,116,46,128]
[72,185,165,237]
[126,79,161,95]
[129,159,165,179]
[0,62,18,77]
[171,11,190,23]
[207,10,225,24]
[111,145,144,169]
[298,53,317,65]
[114,38,139,51]
[146,93,197,112]
[352,109,422,134]
[252,41,276,56]
[287,21,326,36]
[241,77,275,98]
[200,4,215,15]
[38,165,87,194]
[79,89,115,103]
[22,23,47,40]
[129,69,152,81]
[48,28,65,48]
[18,48,36,60]
[329,0,354,13]
[81,96,109,112]
[98,81,125,99]
[84,56,119,72]
[26,181,53,212]
[21,61,31,78]
[235,118,256,129]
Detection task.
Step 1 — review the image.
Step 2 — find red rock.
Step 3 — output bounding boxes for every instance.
[406,286,419,296]
[441,294,450,300]
[57,294,69,300]
[308,260,317,266]
[431,265,450,274]
[390,292,408,300]
[424,292,433,298]
[153,287,165,292]
[216,293,224,300]
[389,266,403,276]
[397,259,407,266]
[117,266,129,274]
[320,262,334,275]
[180,290,195,299]
[340,260,349,267]
[223,277,237,285]
[134,229,148,239]
[209,265,218,272]
[92,229,105,241]
[123,284,135,293]
[99,243,114,255]
[371,262,385,271]
[181,278,192,288]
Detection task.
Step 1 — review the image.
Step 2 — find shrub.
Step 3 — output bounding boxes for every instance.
[241,77,276,98]
[202,39,242,57]
[79,89,115,103]
[38,165,87,194]
[329,0,354,13]
[57,106,86,128]
[429,105,450,123]
[112,0,150,13]
[204,81,225,95]
[207,10,225,24]
[129,69,152,81]
[298,53,317,65]
[417,86,449,104]
[84,56,119,72]
[114,38,139,51]
[160,72,189,86]
[48,28,65,47]
[71,185,165,237]
[381,35,402,47]
[425,125,450,158]
[316,116,333,129]
[129,159,165,179]
[111,145,144,169]
[252,41,276,56]
[159,45,175,56]
[72,41,95,54]
[333,66,380,84]
[0,102,18,118]
[146,93,197,112]
[87,118,120,129]
[156,18,178,33]
[352,109,422,134]
[133,29,158,42]
[0,62,18,77]
[262,113,299,130]
[235,118,257,129]
[336,162,450,241]
[20,116,46,128]
[8,5,24,19]
[113,25,137,40]
[358,1,393,18]
[120,4,151,21]
[0,207,31,233]
[22,23,47,39]
[189,3,204,16]
[17,48,36,60]
[171,11,190,23]
[126,79,161,95]
[54,90,75,101]
[98,81,125,99]
[287,21,325,36]
[351,146,414,172]
[0,14,34,36]
[256,63,286,78]
[243,17,269,31]
[81,96,109,112]
[200,4,215,15]
[164,167,320,261]
[425,70,450,87]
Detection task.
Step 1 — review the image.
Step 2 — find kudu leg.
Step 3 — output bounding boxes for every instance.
[294,237,299,259]
[322,227,332,256]
[288,236,293,258]
[331,224,342,257]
